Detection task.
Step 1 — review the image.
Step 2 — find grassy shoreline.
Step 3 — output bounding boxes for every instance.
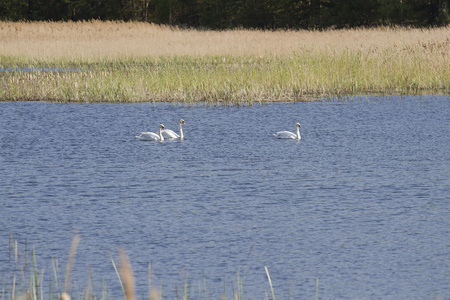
[1,21,449,103]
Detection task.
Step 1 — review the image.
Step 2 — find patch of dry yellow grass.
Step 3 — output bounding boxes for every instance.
[0,20,449,59]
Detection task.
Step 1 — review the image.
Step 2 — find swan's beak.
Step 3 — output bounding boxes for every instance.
[182,121,187,126]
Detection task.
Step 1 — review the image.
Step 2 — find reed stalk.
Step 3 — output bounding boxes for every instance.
[119,249,135,300]
[264,267,276,300]
[315,278,319,300]
[64,235,80,296]
[108,251,125,299]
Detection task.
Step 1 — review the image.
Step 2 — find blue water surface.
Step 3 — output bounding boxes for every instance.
[0,96,449,299]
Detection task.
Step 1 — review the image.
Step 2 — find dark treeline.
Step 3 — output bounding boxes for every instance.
[1,0,449,28]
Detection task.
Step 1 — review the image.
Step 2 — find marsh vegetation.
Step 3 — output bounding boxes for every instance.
[0,21,449,103]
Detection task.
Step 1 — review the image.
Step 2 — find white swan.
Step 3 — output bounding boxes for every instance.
[162,119,186,139]
[136,124,165,141]
[273,122,301,140]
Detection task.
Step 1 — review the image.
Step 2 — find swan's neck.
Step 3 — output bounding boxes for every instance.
[158,128,164,141]
[296,126,301,139]
[179,123,184,139]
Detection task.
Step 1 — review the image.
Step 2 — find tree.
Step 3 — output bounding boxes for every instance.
[323,0,379,27]
[0,0,448,27]
[378,0,405,25]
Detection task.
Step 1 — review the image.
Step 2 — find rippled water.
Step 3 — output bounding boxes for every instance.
[1,96,449,299]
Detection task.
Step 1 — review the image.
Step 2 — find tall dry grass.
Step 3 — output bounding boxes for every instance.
[1,20,449,59]
[0,21,449,103]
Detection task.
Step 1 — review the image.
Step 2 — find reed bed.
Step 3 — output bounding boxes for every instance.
[0,21,449,103]
[3,234,284,300]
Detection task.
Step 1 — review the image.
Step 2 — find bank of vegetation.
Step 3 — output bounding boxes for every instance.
[0,21,449,104]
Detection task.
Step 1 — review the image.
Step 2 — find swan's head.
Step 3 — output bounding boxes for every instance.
[160,124,165,130]
[296,122,301,128]
[179,119,187,126]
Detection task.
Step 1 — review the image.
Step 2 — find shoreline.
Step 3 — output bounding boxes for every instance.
[1,22,449,103]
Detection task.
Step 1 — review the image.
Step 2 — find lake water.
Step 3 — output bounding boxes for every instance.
[1,96,449,299]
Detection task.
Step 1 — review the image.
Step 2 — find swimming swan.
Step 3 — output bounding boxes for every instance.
[136,124,165,141]
[162,119,187,139]
[273,122,301,140]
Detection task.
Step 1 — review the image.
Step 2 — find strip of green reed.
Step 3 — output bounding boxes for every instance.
[108,250,125,299]
[1,49,448,103]
[51,258,61,297]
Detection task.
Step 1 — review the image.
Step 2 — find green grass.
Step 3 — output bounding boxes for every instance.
[1,50,448,104]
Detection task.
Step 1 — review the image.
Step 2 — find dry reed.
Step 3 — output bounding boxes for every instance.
[119,248,136,300]
[1,21,449,59]
[0,21,449,103]
[64,234,80,295]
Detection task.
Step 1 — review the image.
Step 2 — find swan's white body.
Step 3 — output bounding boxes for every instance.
[273,122,301,140]
[162,119,186,139]
[136,124,165,141]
